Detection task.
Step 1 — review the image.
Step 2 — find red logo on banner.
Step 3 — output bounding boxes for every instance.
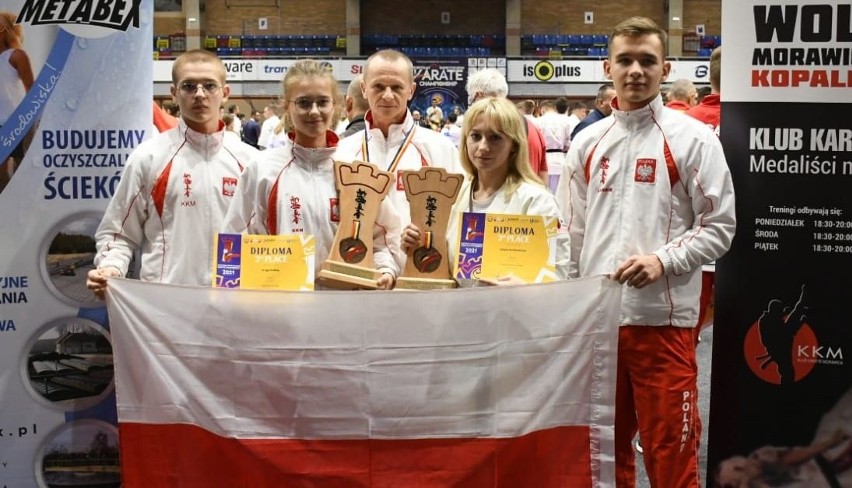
[396,170,405,191]
[743,286,821,385]
[634,159,656,183]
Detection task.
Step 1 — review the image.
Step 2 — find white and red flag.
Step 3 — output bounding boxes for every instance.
[108,276,620,487]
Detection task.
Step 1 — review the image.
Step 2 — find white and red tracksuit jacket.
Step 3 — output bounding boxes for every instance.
[94,119,259,285]
[556,95,736,327]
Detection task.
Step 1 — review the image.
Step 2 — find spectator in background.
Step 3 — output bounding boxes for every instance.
[242,110,261,148]
[87,49,259,298]
[222,113,241,143]
[339,74,369,138]
[695,86,711,104]
[228,103,242,135]
[571,83,616,139]
[440,112,462,147]
[534,100,572,192]
[687,47,721,135]
[566,101,589,136]
[517,99,536,121]
[451,105,464,127]
[258,104,280,149]
[466,68,548,183]
[335,49,461,228]
[555,17,735,487]
[163,101,180,118]
[152,100,178,133]
[666,78,698,111]
[228,104,243,137]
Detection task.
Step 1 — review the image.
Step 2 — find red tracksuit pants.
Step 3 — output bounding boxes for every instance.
[615,326,701,488]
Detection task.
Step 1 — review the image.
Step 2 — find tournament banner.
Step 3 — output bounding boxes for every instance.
[108,276,620,487]
[410,58,467,125]
[0,0,152,486]
[709,1,852,487]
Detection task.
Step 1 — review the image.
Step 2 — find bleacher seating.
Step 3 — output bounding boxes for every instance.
[521,33,609,57]
[154,34,344,59]
[361,34,504,57]
[154,32,714,59]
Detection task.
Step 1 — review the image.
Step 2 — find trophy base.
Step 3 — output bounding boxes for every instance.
[318,261,380,290]
[395,276,458,290]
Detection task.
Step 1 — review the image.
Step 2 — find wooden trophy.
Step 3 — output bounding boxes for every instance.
[395,167,464,290]
[318,160,392,289]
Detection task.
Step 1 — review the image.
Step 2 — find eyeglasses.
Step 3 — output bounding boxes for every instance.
[177,81,221,95]
[289,97,333,113]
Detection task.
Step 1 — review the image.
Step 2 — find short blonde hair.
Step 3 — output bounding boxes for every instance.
[171,49,226,84]
[459,97,541,199]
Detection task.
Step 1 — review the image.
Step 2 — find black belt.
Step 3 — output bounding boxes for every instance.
[546,149,566,153]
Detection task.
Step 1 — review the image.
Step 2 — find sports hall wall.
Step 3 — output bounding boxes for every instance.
[153,0,721,44]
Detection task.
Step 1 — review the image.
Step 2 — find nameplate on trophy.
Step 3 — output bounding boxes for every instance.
[396,167,464,290]
[318,160,392,289]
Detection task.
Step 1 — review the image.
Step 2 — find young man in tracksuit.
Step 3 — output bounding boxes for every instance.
[87,49,258,297]
[556,17,736,488]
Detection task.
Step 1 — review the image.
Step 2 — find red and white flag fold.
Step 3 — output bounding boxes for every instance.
[108,276,620,487]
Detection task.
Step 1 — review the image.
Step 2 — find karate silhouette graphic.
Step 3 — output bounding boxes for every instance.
[756,284,808,385]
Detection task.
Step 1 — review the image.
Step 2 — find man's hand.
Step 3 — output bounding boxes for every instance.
[86,267,121,300]
[612,254,664,289]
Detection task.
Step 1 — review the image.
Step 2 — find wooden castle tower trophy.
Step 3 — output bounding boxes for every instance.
[395,167,464,290]
[319,161,392,289]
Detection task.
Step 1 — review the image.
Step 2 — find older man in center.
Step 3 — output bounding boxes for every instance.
[336,49,462,228]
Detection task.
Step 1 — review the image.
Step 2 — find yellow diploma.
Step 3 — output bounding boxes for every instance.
[213,233,315,290]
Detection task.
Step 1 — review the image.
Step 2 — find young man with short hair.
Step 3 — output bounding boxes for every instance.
[556,17,736,488]
[87,49,258,298]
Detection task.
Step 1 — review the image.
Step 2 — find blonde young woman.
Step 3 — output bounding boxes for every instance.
[222,59,402,289]
[0,12,34,190]
[402,96,569,284]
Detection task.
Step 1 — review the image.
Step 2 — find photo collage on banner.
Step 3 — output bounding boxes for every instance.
[0,0,152,485]
[710,1,852,487]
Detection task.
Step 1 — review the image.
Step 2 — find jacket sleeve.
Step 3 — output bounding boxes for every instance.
[93,151,152,276]
[373,198,403,278]
[555,148,587,279]
[522,188,571,281]
[654,130,736,275]
[222,159,265,235]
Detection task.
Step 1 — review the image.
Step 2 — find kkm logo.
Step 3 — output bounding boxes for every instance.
[744,284,844,385]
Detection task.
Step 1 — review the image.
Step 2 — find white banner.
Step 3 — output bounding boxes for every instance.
[153,58,713,84]
[0,0,152,485]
